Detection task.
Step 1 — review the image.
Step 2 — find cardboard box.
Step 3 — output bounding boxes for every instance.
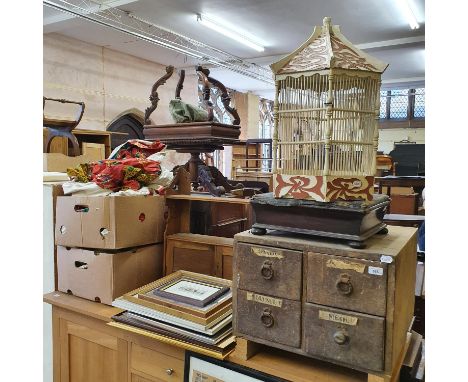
[55,195,166,249]
[43,182,65,292]
[57,244,163,305]
[81,142,105,161]
[43,152,103,172]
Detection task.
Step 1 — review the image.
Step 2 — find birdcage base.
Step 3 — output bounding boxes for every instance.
[274,174,374,202]
[250,192,390,248]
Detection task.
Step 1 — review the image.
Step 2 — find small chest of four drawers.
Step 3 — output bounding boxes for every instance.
[233,226,417,373]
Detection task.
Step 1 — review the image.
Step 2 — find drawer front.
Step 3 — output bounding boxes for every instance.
[235,289,301,348]
[306,252,388,316]
[131,344,184,382]
[236,243,302,300]
[303,303,385,371]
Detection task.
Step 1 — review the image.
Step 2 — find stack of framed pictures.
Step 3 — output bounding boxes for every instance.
[111,271,235,358]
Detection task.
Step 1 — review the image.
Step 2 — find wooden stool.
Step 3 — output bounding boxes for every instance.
[43,97,85,157]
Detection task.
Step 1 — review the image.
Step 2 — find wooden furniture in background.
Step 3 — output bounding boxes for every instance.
[384,214,425,228]
[45,292,380,382]
[233,226,417,376]
[43,128,128,159]
[190,198,250,238]
[165,234,234,280]
[376,176,425,215]
[82,142,106,160]
[388,194,419,215]
[164,193,252,279]
[375,154,395,177]
[43,97,85,157]
[388,142,425,176]
[231,139,273,192]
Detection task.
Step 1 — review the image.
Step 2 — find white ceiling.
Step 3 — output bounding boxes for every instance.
[44,0,425,99]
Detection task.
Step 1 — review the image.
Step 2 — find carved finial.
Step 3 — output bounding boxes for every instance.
[322,16,333,36]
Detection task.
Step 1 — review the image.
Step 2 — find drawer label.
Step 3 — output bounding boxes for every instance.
[246,292,283,308]
[319,310,358,326]
[368,266,384,276]
[326,259,365,273]
[251,247,284,259]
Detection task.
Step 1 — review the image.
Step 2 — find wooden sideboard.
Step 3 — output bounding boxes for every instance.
[45,292,377,382]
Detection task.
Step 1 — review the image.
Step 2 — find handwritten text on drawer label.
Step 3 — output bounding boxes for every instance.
[246,292,283,308]
[319,310,358,326]
[251,247,284,259]
[326,258,365,273]
[368,266,384,276]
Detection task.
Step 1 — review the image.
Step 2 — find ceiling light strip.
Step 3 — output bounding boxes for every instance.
[196,13,264,52]
[398,0,420,30]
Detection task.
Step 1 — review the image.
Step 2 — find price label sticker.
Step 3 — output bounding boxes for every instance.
[380,255,393,264]
[368,266,384,276]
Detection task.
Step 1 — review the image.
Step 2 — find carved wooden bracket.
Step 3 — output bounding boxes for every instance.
[196,66,241,125]
[196,68,214,122]
[144,65,175,124]
[175,69,185,100]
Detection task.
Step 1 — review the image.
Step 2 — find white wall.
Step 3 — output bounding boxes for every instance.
[44,32,194,167]
[378,128,425,154]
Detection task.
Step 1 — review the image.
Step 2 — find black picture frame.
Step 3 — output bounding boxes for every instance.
[184,351,286,382]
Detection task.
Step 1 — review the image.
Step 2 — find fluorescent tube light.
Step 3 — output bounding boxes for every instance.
[197,13,265,52]
[398,0,420,29]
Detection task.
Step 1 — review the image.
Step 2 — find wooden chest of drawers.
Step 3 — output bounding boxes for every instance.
[233,226,417,373]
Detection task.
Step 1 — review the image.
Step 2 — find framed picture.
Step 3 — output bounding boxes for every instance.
[117,271,232,322]
[153,277,229,308]
[184,351,286,382]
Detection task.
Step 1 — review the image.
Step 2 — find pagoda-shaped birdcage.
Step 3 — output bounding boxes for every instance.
[271,17,388,202]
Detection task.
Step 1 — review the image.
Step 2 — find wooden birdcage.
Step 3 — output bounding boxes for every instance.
[271,17,388,202]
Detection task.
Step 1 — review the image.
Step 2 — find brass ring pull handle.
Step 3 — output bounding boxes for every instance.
[333,330,349,345]
[260,260,274,280]
[336,273,353,295]
[260,308,274,328]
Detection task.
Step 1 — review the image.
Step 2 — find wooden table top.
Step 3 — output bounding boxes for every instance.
[375,176,425,187]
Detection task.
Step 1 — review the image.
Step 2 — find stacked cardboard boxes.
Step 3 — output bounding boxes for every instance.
[55,194,166,305]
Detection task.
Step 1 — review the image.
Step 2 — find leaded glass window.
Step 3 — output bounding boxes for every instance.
[389,89,409,119]
[413,88,425,118]
[379,90,388,119]
[379,87,425,120]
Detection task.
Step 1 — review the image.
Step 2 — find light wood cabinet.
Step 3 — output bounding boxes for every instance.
[46,290,409,382]
[58,320,127,382]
